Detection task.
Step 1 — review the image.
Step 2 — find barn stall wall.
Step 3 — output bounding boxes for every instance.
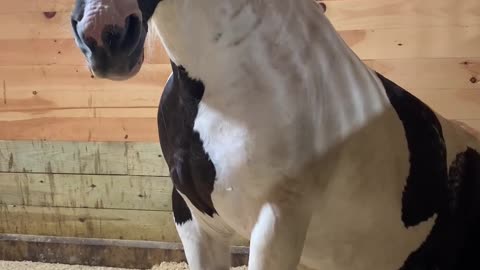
[0,0,479,268]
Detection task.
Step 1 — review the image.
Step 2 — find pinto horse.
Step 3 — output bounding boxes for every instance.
[71,0,480,269]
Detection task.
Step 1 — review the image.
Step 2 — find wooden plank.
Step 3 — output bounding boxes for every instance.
[127,143,169,177]
[1,64,170,92]
[0,88,161,112]
[323,0,480,31]
[0,12,71,40]
[0,108,158,121]
[0,140,128,175]
[343,26,480,60]
[366,58,480,89]
[2,0,480,40]
[409,89,480,120]
[0,37,169,66]
[1,28,479,62]
[0,205,249,245]
[0,117,159,142]
[0,1,73,14]
[0,234,249,269]
[0,205,179,242]
[0,173,173,211]
[0,58,477,115]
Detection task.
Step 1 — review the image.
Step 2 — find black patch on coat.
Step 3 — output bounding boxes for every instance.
[399,148,480,270]
[158,61,217,222]
[377,72,480,269]
[172,188,193,225]
[376,72,448,227]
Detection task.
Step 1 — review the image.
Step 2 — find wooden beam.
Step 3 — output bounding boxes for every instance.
[0,205,248,245]
[2,26,479,64]
[345,27,480,60]
[0,234,249,269]
[323,0,480,31]
[0,173,173,211]
[0,59,478,115]
[0,140,169,176]
[365,58,480,89]
[1,64,170,92]
[0,205,180,242]
[2,0,480,40]
[0,117,159,142]
[0,1,73,14]
[0,37,169,66]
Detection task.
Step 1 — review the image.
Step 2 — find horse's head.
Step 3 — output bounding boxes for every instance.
[71,0,161,80]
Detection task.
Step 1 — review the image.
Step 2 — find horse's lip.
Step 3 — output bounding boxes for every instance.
[89,51,144,81]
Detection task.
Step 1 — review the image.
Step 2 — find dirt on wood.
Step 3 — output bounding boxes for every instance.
[0,261,247,270]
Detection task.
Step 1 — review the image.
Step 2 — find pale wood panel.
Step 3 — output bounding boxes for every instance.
[0,108,157,121]
[409,89,480,119]
[2,1,479,40]
[2,27,479,64]
[0,12,70,40]
[0,59,477,114]
[344,26,480,60]
[365,58,480,89]
[0,88,160,112]
[0,140,128,175]
[0,140,169,176]
[0,117,159,142]
[1,64,170,92]
[127,143,169,177]
[0,204,249,245]
[324,0,480,31]
[0,205,179,242]
[0,173,172,211]
[0,0,73,14]
[0,37,169,66]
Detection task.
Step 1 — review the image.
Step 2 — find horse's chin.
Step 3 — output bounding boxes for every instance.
[90,51,145,81]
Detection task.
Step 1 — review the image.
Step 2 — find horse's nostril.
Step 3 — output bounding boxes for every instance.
[101,14,141,54]
[123,14,142,55]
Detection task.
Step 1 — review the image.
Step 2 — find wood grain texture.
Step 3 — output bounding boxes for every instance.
[323,0,480,30]
[366,58,480,90]
[0,117,159,142]
[2,27,479,67]
[1,64,169,92]
[0,140,169,176]
[1,59,477,116]
[0,37,168,66]
[0,173,173,211]
[0,140,128,175]
[344,26,480,60]
[0,0,73,14]
[0,204,249,245]
[0,204,180,242]
[127,143,170,177]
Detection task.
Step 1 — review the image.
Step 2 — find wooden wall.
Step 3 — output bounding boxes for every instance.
[0,0,479,249]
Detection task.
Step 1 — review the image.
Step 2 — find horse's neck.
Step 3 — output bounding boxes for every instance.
[152,0,390,140]
[151,0,320,68]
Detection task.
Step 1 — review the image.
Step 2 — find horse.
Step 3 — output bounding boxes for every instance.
[70,0,480,269]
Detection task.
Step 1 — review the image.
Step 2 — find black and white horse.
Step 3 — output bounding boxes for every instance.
[71,1,480,269]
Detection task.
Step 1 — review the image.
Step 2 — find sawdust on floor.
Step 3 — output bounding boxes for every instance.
[0,261,247,270]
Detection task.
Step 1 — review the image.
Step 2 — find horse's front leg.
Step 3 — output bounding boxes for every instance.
[172,189,233,270]
[248,184,313,270]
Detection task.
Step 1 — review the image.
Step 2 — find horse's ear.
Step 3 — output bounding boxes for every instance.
[317,1,326,13]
